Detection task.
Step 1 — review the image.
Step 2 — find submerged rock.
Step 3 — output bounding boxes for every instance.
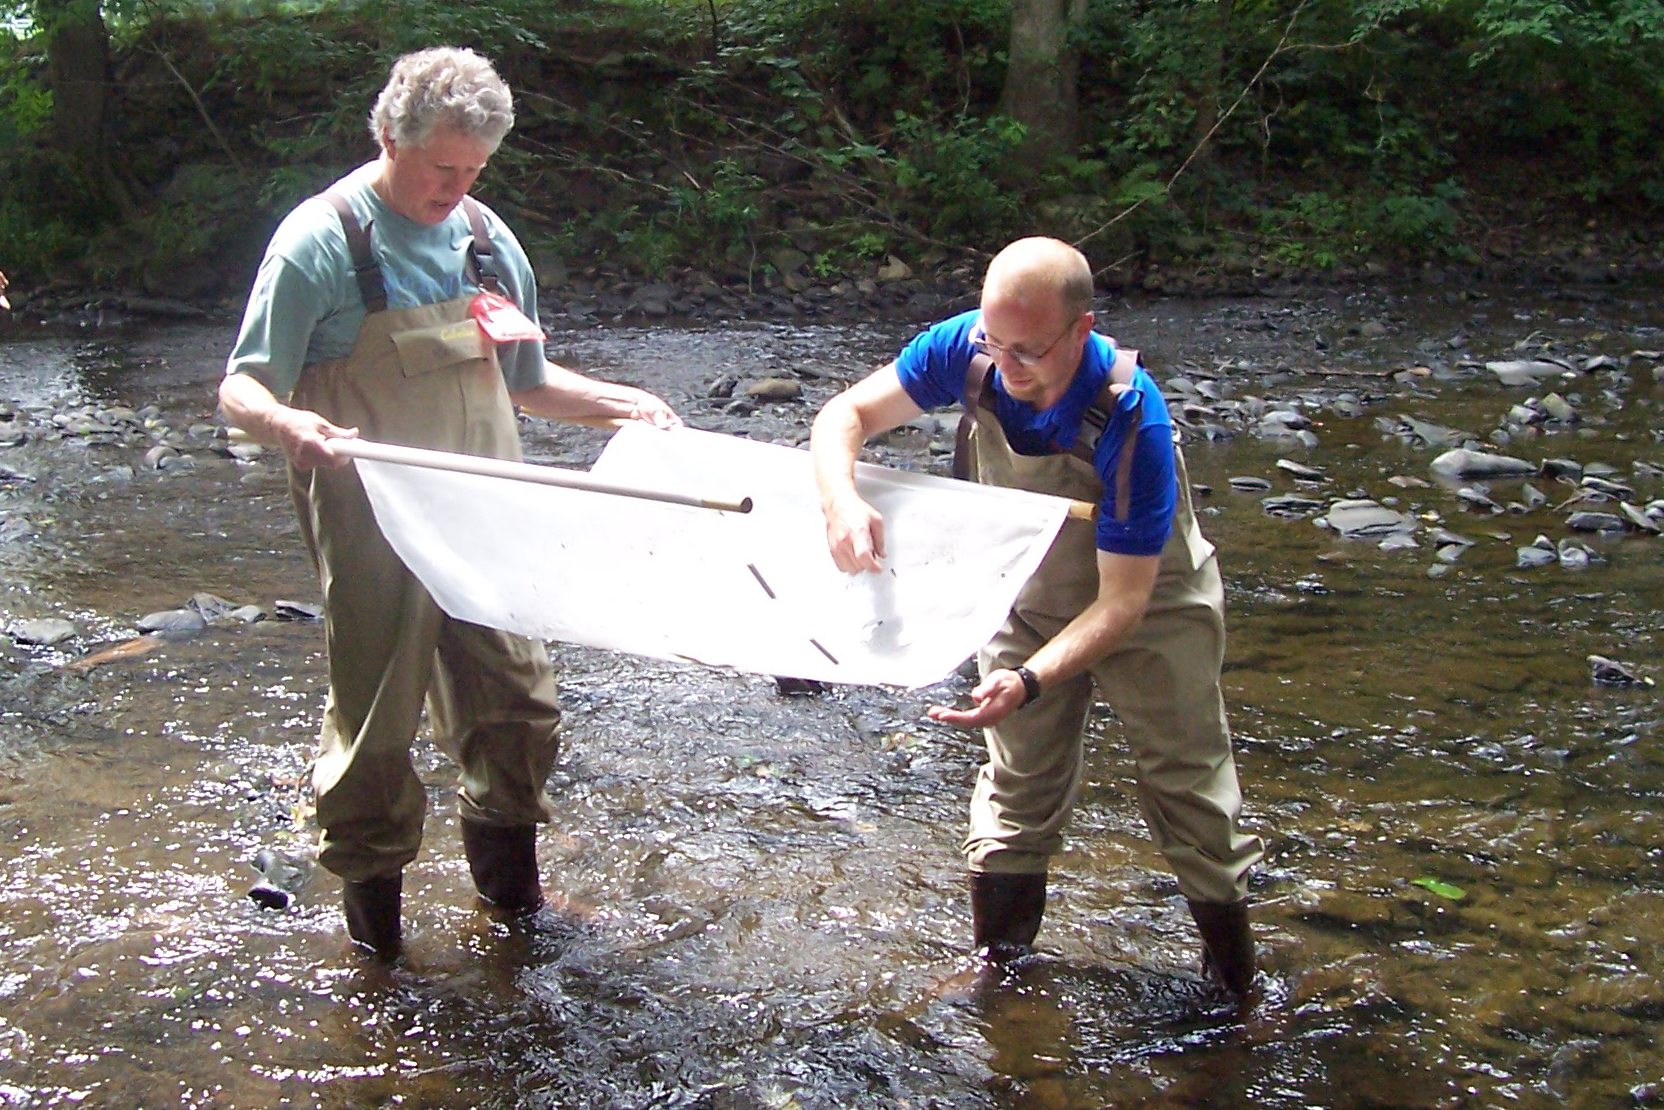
[1486,359,1573,386]
[1431,448,1537,479]
[1318,498,1418,539]
[1517,537,1557,568]
[247,847,314,911]
[1587,655,1653,687]
[137,609,208,637]
[1565,511,1626,533]
[10,618,78,646]
[274,599,323,621]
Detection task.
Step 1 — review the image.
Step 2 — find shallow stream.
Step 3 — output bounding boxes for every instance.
[0,279,1659,1108]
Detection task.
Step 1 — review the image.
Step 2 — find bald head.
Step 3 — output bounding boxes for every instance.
[982,237,1094,321]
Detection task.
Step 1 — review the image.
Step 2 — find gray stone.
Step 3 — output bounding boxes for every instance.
[137,609,208,636]
[1588,655,1653,687]
[745,378,803,402]
[1262,494,1324,518]
[1319,499,1417,538]
[1430,448,1536,479]
[1619,503,1661,534]
[1540,393,1578,422]
[1565,511,1625,533]
[1486,359,1572,386]
[143,444,179,470]
[11,618,79,646]
[1556,540,1591,570]
[1276,459,1328,482]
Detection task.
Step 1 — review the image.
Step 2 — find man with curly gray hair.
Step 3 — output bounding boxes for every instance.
[220,47,680,959]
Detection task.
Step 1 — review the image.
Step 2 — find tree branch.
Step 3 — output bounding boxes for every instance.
[1076,0,1316,268]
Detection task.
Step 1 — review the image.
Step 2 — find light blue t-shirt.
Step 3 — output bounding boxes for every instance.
[224,161,546,396]
[893,309,1177,556]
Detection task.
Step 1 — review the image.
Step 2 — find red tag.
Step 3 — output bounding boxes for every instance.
[469,291,545,343]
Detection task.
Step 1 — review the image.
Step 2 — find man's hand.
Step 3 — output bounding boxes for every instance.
[823,491,886,574]
[926,667,1030,730]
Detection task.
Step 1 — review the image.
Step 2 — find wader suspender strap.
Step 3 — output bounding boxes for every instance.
[325,193,501,311]
[325,192,387,314]
[460,197,503,294]
[951,344,1145,522]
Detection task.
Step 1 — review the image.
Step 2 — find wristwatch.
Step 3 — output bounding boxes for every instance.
[1014,665,1042,706]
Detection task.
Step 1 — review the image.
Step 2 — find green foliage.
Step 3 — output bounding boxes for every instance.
[96,162,258,294]
[2,0,1662,288]
[888,111,1025,240]
[0,197,77,280]
[1257,180,1469,269]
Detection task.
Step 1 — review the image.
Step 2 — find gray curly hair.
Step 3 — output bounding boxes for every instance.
[369,47,515,151]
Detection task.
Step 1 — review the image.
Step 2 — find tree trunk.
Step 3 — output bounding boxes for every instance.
[999,0,1087,163]
[41,0,138,217]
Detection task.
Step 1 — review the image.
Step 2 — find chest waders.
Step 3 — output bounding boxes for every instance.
[290,193,561,955]
[951,349,1264,997]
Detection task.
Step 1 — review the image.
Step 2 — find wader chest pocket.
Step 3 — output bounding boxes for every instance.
[391,320,490,378]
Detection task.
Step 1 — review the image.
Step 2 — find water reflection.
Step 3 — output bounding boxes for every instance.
[0,286,1660,1106]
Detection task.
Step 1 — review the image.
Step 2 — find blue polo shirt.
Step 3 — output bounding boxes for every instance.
[893,309,1176,556]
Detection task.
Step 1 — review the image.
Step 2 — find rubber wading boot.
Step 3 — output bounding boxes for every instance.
[343,872,402,958]
[461,820,545,914]
[970,871,1047,962]
[1187,897,1255,997]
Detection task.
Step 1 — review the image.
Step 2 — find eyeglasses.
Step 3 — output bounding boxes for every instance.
[971,318,1078,368]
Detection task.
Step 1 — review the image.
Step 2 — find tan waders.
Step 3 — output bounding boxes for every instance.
[961,404,1264,993]
[287,202,561,954]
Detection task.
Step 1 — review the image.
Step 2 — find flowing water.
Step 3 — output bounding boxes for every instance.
[0,280,1659,1109]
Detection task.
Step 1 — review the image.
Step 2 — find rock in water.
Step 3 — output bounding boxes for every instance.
[1430,448,1536,479]
[1587,655,1653,688]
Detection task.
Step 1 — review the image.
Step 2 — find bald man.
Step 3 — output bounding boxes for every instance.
[811,237,1263,997]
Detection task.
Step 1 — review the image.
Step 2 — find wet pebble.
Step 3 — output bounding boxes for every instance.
[1556,539,1592,569]
[1539,393,1578,422]
[1318,499,1418,539]
[746,378,803,402]
[1485,358,1574,386]
[1619,503,1661,534]
[1587,655,1653,687]
[1517,537,1558,568]
[1262,493,1324,518]
[273,599,323,621]
[1580,475,1634,501]
[1276,459,1328,482]
[1430,448,1536,479]
[247,847,314,911]
[137,608,208,637]
[1456,487,1505,514]
[1565,511,1626,533]
[9,618,78,646]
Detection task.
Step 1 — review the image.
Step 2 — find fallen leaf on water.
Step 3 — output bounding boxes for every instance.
[1411,876,1466,901]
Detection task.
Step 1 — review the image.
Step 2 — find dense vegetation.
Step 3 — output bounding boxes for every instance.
[3,0,1663,301]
